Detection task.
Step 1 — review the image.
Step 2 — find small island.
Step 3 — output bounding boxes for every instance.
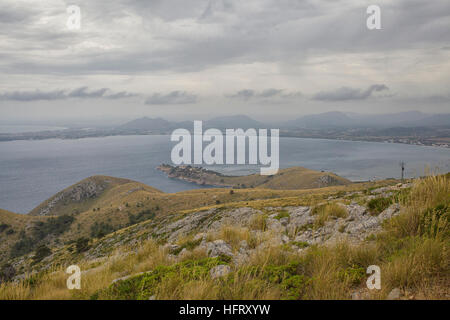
[157,164,351,190]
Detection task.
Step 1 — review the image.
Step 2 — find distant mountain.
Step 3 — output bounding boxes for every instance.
[286,111,354,128]
[118,117,173,131]
[346,111,429,127]
[405,113,450,127]
[284,111,450,129]
[117,111,449,134]
[205,114,265,129]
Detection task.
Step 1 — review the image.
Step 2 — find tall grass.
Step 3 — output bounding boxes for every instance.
[0,174,448,300]
[312,203,348,228]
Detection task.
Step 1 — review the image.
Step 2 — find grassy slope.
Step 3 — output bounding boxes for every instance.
[28,176,160,216]
[0,209,46,264]
[0,174,395,262]
[0,174,448,300]
[218,166,351,189]
[162,166,351,189]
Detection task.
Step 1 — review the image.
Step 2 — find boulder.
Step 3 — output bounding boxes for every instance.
[387,288,401,300]
[210,265,231,279]
[206,240,233,258]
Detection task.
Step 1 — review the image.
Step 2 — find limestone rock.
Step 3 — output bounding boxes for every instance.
[387,288,401,300]
[206,240,233,258]
[210,265,231,279]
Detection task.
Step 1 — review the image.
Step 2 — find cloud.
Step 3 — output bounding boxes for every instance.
[227,89,256,100]
[227,88,302,101]
[144,91,197,105]
[2,0,449,76]
[0,87,138,101]
[312,84,389,101]
[0,0,449,118]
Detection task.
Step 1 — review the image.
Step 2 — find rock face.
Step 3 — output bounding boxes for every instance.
[154,207,263,243]
[146,198,401,267]
[32,179,110,216]
[28,176,135,216]
[205,240,233,258]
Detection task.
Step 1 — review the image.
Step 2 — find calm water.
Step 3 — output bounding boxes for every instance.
[0,125,67,134]
[0,135,449,213]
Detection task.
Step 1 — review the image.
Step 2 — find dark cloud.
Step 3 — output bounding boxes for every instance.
[144,91,197,105]
[0,89,67,101]
[227,89,302,101]
[0,87,138,101]
[0,4,36,24]
[312,84,389,101]
[227,89,255,100]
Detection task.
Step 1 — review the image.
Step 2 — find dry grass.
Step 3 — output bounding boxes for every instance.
[0,174,448,300]
[311,203,348,228]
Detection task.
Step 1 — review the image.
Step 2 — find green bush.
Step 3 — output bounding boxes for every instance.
[367,197,392,215]
[32,245,52,263]
[128,209,155,226]
[32,215,75,240]
[90,222,115,238]
[75,237,90,253]
[101,257,230,300]
[419,203,449,238]
[0,224,11,233]
[337,265,366,286]
[10,236,34,258]
[274,210,290,220]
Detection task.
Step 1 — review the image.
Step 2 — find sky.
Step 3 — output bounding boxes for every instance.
[0,0,449,124]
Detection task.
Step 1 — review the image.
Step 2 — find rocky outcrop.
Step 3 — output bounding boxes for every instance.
[34,180,108,216]
[210,265,231,279]
[205,240,233,258]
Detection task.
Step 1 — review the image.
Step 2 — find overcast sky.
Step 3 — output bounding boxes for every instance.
[0,0,449,124]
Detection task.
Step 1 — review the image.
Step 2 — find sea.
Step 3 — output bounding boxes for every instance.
[0,134,449,213]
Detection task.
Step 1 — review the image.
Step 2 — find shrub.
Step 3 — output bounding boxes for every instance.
[128,209,155,226]
[101,257,229,299]
[32,245,52,263]
[75,237,90,253]
[31,215,75,241]
[419,203,449,238]
[0,224,10,233]
[90,222,115,238]
[10,236,34,258]
[312,203,348,228]
[367,197,392,215]
[0,264,15,283]
[274,210,290,220]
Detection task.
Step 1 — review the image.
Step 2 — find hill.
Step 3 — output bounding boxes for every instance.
[157,165,351,189]
[117,117,174,132]
[0,170,376,268]
[28,176,157,216]
[205,115,265,129]
[0,173,448,300]
[286,111,354,129]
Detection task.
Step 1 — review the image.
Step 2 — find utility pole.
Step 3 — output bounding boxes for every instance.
[399,161,405,181]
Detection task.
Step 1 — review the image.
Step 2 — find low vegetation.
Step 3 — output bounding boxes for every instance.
[311,203,348,228]
[367,197,392,215]
[0,174,448,300]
